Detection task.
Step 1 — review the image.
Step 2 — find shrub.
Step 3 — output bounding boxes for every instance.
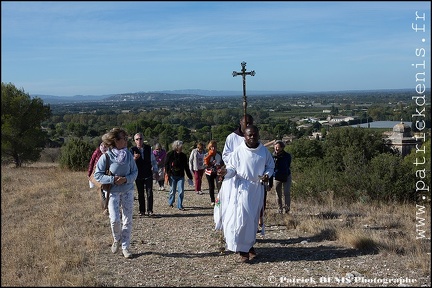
[366,153,416,202]
[59,138,94,171]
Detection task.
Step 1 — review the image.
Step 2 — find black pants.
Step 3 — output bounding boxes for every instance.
[260,185,267,219]
[135,177,154,213]
[206,173,221,203]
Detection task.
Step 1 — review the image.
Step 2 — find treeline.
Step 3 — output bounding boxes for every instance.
[43,88,431,149]
[45,108,304,152]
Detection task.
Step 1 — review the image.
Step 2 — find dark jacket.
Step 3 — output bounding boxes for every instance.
[130,144,153,179]
[165,150,193,179]
[273,150,291,182]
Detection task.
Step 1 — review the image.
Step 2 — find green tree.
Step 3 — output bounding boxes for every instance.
[323,127,388,172]
[177,126,191,142]
[289,138,323,159]
[1,82,51,167]
[367,153,415,202]
[59,137,93,171]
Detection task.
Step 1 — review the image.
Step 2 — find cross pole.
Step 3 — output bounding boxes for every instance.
[232,61,255,126]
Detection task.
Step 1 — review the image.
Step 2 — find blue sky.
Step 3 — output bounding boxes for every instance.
[1,1,430,96]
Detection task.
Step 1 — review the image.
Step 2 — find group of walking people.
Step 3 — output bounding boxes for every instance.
[87,115,292,262]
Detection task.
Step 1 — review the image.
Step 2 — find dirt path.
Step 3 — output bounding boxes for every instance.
[92,182,430,287]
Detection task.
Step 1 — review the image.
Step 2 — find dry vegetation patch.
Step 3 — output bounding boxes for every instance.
[1,163,430,287]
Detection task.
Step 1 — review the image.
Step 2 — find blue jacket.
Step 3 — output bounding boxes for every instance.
[94,149,138,193]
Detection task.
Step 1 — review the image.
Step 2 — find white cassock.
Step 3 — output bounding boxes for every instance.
[215,132,245,230]
[222,141,275,253]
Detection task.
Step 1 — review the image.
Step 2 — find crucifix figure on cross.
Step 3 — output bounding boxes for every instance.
[232,61,255,125]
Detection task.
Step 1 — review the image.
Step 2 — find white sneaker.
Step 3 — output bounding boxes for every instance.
[111,240,120,254]
[122,248,132,258]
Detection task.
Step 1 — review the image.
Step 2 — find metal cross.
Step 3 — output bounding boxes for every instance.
[232,61,255,125]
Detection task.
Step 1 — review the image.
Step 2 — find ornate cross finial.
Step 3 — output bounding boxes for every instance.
[232,61,255,125]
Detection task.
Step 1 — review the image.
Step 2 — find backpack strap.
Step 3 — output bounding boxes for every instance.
[101,153,111,210]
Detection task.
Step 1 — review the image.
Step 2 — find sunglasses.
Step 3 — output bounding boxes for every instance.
[135,138,142,140]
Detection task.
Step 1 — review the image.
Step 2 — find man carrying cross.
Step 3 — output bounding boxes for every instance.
[215,62,256,233]
[218,124,274,263]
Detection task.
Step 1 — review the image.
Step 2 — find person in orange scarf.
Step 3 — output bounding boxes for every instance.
[203,140,224,206]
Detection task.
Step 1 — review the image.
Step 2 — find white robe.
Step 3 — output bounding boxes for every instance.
[215,132,245,230]
[222,141,275,253]
[222,132,244,164]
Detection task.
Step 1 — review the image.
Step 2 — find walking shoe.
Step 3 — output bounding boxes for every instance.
[122,248,132,259]
[249,247,257,260]
[178,207,185,211]
[111,240,120,254]
[211,202,215,206]
[278,208,283,214]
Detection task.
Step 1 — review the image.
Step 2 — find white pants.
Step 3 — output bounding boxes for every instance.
[108,188,134,250]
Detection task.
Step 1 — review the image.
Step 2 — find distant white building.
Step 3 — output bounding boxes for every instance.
[299,117,320,123]
[310,132,323,140]
[297,123,313,130]
[326,116,357,123]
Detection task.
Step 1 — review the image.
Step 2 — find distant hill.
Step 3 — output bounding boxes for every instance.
[31,89,304,104]
[30,94,115,104]
[31,88,417,105]
[150,89,303,97]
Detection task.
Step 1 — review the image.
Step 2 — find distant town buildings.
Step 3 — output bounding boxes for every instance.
[326,115,358,123]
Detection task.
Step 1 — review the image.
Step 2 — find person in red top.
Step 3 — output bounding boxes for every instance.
[203,140,224,206]
[88,142,109,215]
[88,142,108,187]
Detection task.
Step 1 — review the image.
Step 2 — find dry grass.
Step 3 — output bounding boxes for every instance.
[1,164,106,286]
[1,163,431,286]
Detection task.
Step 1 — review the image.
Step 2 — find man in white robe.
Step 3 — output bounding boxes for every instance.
[219,125,274,263]
[215,114,253,230]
